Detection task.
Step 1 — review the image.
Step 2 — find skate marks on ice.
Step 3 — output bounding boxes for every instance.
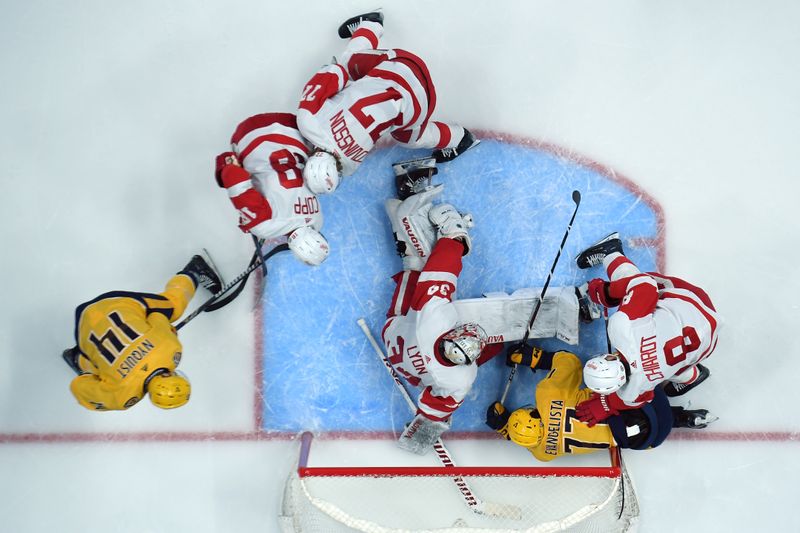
[260,136,662,433]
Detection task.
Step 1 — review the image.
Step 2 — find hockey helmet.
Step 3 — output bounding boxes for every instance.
[583,353,627,394]
[288,226,330,266]
[303,150,341,194]
[508,407,544,448]
[441,322,487,365]
[147,370,191,409]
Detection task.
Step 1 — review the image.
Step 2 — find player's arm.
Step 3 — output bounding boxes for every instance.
[70,375,133,411]
[214,152,274,238]
[298,64,350,115]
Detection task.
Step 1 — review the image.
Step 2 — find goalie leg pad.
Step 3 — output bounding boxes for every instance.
[398,413,451,455]
[385,185,442,270]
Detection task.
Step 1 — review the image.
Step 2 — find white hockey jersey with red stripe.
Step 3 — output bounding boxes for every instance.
[381,238,477,422]
[230,113,321,239]
[298,48,438,177]
[607,268,721,407]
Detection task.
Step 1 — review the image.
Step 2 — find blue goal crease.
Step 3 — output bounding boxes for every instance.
[260,139,660,433]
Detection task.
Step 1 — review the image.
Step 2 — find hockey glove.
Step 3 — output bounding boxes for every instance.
[428,203,473,255]
[575,394,619,427]
[215,151,240,187]
[587,278,621,308]
[506,343,543,370]
[485,402,511,438]
[218,163,273,234]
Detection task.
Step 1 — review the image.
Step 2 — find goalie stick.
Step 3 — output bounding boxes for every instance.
[357,318,522,520]
[500,190,581,404]
[175,243,289,330]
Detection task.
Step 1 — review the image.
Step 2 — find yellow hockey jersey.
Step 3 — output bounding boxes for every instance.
[527,351,617,462]
[70,274,195,411]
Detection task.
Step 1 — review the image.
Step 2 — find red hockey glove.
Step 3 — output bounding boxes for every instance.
[575,394,619,427]
[587,278,621,308]
[215,151,241,187]
[218,163,272,234]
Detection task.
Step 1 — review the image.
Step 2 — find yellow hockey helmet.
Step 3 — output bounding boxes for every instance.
[508,407,544,448]
[147,370,191,409]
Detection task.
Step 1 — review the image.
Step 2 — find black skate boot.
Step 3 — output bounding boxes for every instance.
[180,253,223,294]
[664,364,711,397]
[575,284,602,324]
[62,346,82,375]
[338,11,384,39]
[432,129,480,164]
[575,232,623,269]
[393,156,438,200]
[672,407,718,429]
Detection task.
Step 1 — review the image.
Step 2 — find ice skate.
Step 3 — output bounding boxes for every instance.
[664,364,710,397]
[672,407,718,429]
[338,11,384,39]
[575,232,623,269]
[393,156,438,200]
[180,253,223,294]
[432,129,480,163]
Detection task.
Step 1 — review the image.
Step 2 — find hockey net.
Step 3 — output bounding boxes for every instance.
[279,432,639,533]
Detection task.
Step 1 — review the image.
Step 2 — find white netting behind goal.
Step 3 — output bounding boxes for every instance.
[278,434,639,533]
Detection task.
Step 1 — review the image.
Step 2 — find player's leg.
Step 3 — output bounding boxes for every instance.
[158,254,223,319]
[337,12,384,74]
[62,347,82,375]
[384,184,441,271]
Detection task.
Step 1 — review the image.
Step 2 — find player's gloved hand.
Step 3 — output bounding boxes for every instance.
[217,159,273,234]
[576,393,619,427]
[215,151,241,187]
[587,278,621,308]
[505,343,543,370]
[485,402,511,438]
[429,203,473,255]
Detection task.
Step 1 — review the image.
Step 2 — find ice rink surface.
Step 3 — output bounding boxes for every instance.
[1,1,798,532]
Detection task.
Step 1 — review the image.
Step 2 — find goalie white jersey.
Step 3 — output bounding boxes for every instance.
[382,238,491,421]
[604,255,722,407]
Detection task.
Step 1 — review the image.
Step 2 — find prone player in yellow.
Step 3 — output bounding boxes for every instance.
[485,347,714,461]
[62,254,222,411]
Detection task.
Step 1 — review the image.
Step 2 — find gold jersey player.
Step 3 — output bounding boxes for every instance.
[485,347,715,461]
[61,255,222,411]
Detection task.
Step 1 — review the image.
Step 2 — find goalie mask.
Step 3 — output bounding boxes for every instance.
[583,353,627,394]
[303,150,341,194]
[508,407,544,448]
[441,323,487,365]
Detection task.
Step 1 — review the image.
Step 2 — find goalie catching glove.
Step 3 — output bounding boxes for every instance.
[397,413,450,455]
[428,203,473,255]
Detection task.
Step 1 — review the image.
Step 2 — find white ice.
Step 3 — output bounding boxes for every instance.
[1,1,798,532]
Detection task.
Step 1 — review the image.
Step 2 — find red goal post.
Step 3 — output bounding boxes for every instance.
[279,432,640,533]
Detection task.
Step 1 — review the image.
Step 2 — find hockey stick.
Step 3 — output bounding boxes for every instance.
[357,318,522,520]
[175,243,290,330]
[500,190,581,404]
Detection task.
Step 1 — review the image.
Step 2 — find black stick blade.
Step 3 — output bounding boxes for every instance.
[572,190,581,205]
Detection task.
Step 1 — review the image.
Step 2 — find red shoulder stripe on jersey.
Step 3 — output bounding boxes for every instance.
[238,133,310,162]
[231,113,299,145]
[352,26,380,49]
[660,291,719,359]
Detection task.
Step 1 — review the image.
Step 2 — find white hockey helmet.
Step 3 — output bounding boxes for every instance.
[303,150,341,194]
[288,226,330,266]
[441,323,488,365]
[583,353,627,394]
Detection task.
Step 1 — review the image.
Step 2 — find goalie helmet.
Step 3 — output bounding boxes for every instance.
[303,150,341,194]
[147,370,191,409]
[507,407,544,447]
[583,353,627,394]
[441,323,487,365]
[288,226,330,266]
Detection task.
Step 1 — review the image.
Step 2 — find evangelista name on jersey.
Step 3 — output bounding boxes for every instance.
[545,399,565,456]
